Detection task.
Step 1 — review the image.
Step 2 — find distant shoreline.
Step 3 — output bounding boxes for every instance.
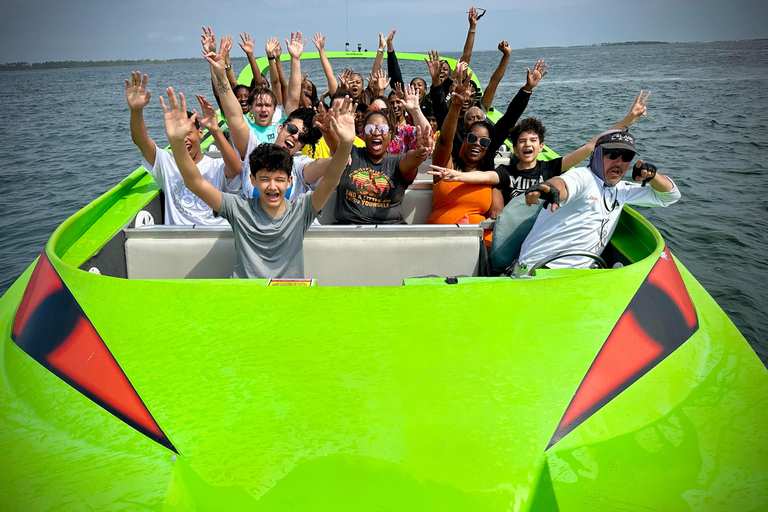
[2,39,765,71]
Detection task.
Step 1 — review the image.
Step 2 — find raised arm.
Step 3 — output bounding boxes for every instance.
[432,67,471,170]
[125,71,157,166]
[204,38,250,157]
[273,40,289,106]
[402,83,430,135]
[222,35,238,90]
[460,6,483,65]
[367,69,391,97]
[312,32,339,95]
[561,91,652,171]
[481,41,511,112]
[399,126,434,183]
[425,50,451,128]
[161,88,222,212]
[264,38,284,106]
[312,97,356,212]
[284,30,307,114]
[195,94,240,179]
[239,32,260,88]
[487,60,548,157]
[201,27,225,112]
[385,29,404,91]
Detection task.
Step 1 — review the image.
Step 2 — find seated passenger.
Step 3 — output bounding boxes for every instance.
[387,84,433,155]
[162,88,357,279]
[426,72,501,245]
[125,71,240,226]
[519,130,680,269]
[303,91,366,159]
[331,109,434,224]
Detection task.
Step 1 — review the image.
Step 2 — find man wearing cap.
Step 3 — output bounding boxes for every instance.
[517,129,680,269]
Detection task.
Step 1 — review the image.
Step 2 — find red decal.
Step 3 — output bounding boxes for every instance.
[646,248,697,329]
[12,253,62,338]
[560,311,663,429]
[46,317,164,439]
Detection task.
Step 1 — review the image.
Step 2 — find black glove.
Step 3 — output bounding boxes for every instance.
[632,161,657,187]
[526,181,560,209]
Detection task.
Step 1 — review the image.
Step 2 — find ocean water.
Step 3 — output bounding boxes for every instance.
[0,40,766,363]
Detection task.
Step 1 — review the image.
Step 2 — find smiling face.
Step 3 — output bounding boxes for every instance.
[461,125,490,167]
[388,94,405,121]
[363,113,391,162]
[410,78,427,102]
[513,130,544,169]
[275,118,306,155]
[251,169,292,210]
[249,93,276,127]
[183,121,205,163]
[463,107,485,131]
[601,150,633,186]
[235,88,250,115]
[439,61,451,81]
[348,74,364,100]
[302,80,314,100]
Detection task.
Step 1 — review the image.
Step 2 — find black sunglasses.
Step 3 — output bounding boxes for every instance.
[604,148,635,162]
[466,132,491,148]
[284,123,301,135]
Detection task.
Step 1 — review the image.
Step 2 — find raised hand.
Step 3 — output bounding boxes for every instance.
[265,37,280,58]
[498,40,511,57]
[194,94,218,132]
[200,26,216,54]
[524,60,548,91]
[452,69,474,102]
[468,6,482,28]
[125,71,151,111]
[313,102,332,134]
[330,96,356,145]
[160,87,195,143]
[204,37,232,79]
[415,126,435,157]
[378,32,386,50]
[403,84,420,111]
[425,49,441,84]
[286,30,306,59]
[451,60,468,81]
[312,32,326,51]
[239,32,254,55]
[625,90,651,126]
[337,67,353,89]
[386,28,396,51]
[393,82,405,100]
[366,69,390,93]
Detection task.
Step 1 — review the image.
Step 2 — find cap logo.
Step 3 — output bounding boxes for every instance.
[610,133,634,142]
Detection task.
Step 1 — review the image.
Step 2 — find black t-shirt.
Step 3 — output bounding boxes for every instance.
[494,156,563,205]
[335,146,410,224]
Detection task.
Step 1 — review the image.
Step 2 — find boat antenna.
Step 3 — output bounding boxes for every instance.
[345,0,349,52]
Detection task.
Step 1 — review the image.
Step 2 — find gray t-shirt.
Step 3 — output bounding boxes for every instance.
[216,192,318,278]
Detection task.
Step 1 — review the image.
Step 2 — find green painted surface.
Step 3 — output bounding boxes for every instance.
[0,53,766,510]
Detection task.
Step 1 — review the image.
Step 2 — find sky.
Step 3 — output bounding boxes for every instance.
[1,0,766,63]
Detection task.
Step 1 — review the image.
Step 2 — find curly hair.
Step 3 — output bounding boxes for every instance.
[510,117,546,145]
[286,108,322,150]
[249,143,293,178]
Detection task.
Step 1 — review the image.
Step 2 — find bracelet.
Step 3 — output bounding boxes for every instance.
[224,64,232,70]
[267,56,275,61]
[468,29,476,33]
[378,47,386,52]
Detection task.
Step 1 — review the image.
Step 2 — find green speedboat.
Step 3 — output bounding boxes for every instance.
[0,52,766,511]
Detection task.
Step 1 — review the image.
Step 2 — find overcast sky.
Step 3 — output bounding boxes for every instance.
[1,0,766,63]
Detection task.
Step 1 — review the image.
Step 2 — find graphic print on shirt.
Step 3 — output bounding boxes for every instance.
[346,167,394,208]
[509,174,543,199]
[171,179,215,220]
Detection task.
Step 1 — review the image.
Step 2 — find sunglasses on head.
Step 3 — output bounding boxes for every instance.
[364,124,390,135]
[603,148,635,162]
[466,132,491,148]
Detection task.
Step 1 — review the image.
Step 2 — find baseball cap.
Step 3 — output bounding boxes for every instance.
[595,130,637,154]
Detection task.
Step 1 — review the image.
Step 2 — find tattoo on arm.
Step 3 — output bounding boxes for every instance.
[216,76,231,95]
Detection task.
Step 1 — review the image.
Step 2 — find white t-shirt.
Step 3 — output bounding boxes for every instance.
[235,132,317,200]
[518,167,681,269]
[142,143,240,226]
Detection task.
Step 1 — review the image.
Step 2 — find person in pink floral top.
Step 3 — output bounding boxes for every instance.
[387,84,432,155]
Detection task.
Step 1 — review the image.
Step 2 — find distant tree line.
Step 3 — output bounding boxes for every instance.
[0,58,219,71]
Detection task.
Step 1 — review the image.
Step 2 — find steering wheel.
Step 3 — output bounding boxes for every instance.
[527,251,608,275]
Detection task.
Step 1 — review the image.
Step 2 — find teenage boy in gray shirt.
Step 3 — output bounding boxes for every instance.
[160,87,357,278]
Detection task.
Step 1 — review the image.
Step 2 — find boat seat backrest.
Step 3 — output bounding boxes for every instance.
[123,224,483,286]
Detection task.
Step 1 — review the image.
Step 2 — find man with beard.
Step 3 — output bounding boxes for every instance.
[518,130,680,269]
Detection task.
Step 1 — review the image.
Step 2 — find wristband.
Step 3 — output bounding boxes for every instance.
[468,29,476,33]
[267,56,275,61]
[378,46,386,52]
[224,64,232,70]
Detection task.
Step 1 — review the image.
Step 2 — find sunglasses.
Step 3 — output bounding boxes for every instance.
[604,148,635,162]
[364,124,390,135]
[466,132,491,148]
[283,123,302,135]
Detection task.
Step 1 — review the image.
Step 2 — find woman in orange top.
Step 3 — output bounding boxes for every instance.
[426,69,501,245]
